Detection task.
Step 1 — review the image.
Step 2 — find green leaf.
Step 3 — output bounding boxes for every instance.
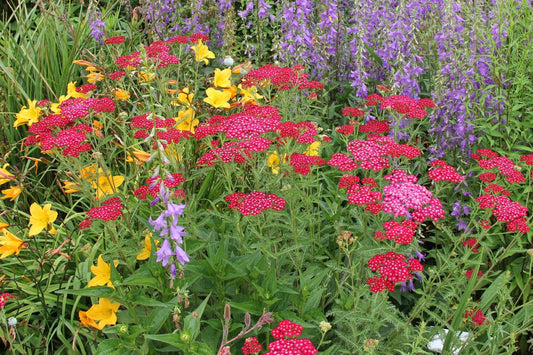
[95,339,131,355]
[480,271,509,310]
[143,333,184,350]
[55,286,115,298]
[121,266,162,290]
[183,294,210,340]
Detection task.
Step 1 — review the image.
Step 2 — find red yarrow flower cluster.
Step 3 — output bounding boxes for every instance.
[196,143,252,166]
[104,36,125,45]
[134,173,186,200]
[80,197,124,230]
[365,93,384,106]
[428,160,463,183]
[272,320,303,339]
[359,120,390,134]
[327,153,358,171]
[276,121,318,145]
[347,135,421,171]
[463,309,488,327]
[462,237,479,252]
[242,337,262,355]
[263,320,318,355]
[189,33,210,43]
[374,220,419,245]
[336,125,355,136]
[475,193,529,233]
[241,64,324,91]
[520,154,533,166]
[225,191,286,216]
[338,175,382,207]
[379,95,435,119]
[342,107,365,117]
[465,269,483,279]
[0,293,13,308]
[289,153,325,175]
[366,252,423,293]
[475,150,526,184]
[194,106,281,140]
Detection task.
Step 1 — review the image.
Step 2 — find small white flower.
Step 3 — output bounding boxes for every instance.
[7,317,17,327]
[223,56,234,67]
[427,328,471,354]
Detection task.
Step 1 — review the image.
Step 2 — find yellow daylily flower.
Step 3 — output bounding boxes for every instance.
[87,69,104,84]
[213,68,232,88]
[138,71,155,82]
[88,254,116,288]
[113,88,130,100]
[0,229,26,259]
[0,164,15,185]
[80,164,104,183]
[126,148,151,163]
[0,222,9,230]
[203,87,232,109]
[191,39,215,65]
[136,234,159,260]
[175,108,199,133]
[62,181,80,194]
[177,87,194,105]
[267,152,287,175]
[50,95,69,114]
[91,175,124,200]
[72,59,96,67]
[28,203,58,236]
[79,310,99,329]
[14,99,41,127]
[86,298,120,330]
[1,186,21,201]
[304,141,321,156]
[231,61,252,75]
[238,84,264,105]
[67,82,86,99]
[165,146,183,162]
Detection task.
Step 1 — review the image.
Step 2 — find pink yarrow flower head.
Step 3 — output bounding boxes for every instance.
[381,170,446,222]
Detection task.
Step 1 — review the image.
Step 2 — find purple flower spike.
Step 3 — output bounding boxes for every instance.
[175,245,190,266]
[156,239,173,266]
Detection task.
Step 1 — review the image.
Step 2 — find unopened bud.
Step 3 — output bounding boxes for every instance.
[117,324,128,335]
[244,312,251,329]
[224,303,231,321]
